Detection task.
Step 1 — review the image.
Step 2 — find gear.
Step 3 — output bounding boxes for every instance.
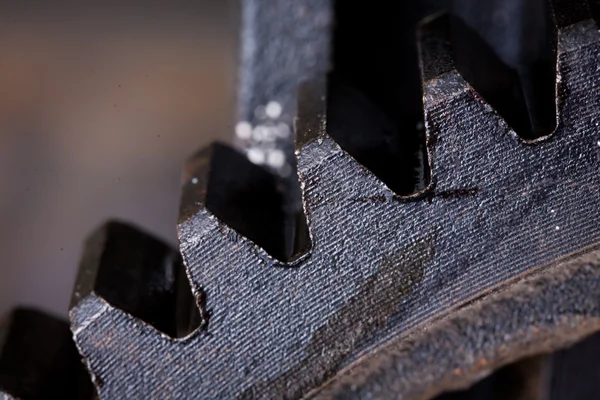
[3,0,600,399]
[68,0,600,398]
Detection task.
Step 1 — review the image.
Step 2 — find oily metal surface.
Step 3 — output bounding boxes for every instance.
[68,11,600,399]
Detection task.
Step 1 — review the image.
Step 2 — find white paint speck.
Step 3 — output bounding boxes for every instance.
[267,149,285,168]
[262,126,278,141]
[550,209,555,213]
[597,140,600,147]
[265,101,282,119]
[252,125,268,141]
[191,178,198,184]
[235,121,252,140]
[555,226,560,231]
[247,148,265,165]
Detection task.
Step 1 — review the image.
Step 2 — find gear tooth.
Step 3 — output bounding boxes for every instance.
[69,221,201,339]
[295,79,327,151]
[295,78,429,202]
[553,3,599,56]
[418,5,598,193]
[0,308,95,399]
[419,13,484,193]
[318,0,434,196]
[444,0,596,143]
[178,142,311,264]
[69,221,205,398]
[447,0,559,140]
[295,79,397,203]
[69,294,188,400]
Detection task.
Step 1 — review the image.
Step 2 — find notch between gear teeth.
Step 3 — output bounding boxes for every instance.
[70,221,202,339]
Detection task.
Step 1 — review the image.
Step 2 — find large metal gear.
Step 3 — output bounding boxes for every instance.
[3,0,600,399]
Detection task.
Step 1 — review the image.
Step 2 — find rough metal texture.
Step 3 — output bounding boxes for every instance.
[310,244,600,399]
[69,5,600,400]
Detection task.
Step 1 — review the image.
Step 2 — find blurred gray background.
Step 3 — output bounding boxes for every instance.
[0,0,236,318]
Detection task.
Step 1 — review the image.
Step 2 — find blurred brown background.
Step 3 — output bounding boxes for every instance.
[0,0,236,318]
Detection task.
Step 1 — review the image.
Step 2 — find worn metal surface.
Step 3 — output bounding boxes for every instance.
[435,324,600,400]
[67,0,600,397]
[434,354,553,400]
[311,244,600,399]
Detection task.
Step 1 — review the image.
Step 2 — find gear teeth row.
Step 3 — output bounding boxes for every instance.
[0,308,95,400]
[68,0,600,399]
[418,0,599,193]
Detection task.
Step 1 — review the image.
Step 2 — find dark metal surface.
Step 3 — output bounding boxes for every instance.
[326,0,449,195]
[231,0,332,263]
[67,0,600,398]
[70,221,202,339]
[434,355,552,400]
[312,244,600,399]
[0,308,95,400]
[315,331,600,400]
[433,320,600,400]
[450,0,557,140]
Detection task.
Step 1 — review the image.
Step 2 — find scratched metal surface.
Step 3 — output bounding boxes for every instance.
[68,13,600,400]
[312,244,600,399]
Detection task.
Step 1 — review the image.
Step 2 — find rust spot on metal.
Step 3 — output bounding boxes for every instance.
[475,358,488,368]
